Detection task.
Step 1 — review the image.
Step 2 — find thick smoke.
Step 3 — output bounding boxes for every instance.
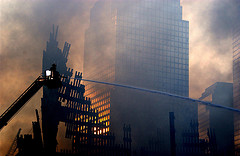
[0,0,238,155]
[0,1,96,155]
[208,0,240,47]
[181,0,238,98]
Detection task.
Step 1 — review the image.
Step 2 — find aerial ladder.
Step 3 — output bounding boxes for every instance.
[0,64,62,131]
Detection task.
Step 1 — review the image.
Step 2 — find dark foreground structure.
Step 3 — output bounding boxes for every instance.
[5,27,231,156]
[7,27,131,156]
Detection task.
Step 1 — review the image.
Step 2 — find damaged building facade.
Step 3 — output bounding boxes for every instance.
[11,27,131,156]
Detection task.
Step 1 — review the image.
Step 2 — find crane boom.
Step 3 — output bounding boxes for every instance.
[0,64,61,131]
[0,77,45,130]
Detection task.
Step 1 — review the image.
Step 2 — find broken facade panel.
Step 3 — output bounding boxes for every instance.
[36,26,131,155]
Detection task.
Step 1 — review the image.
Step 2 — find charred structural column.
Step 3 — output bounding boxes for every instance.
[41,25,71,154]
[32,109,43,152]
[41,26,60,154]
[169,112,176,156]
[41,88,60,153]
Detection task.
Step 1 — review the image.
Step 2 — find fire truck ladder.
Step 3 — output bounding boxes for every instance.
[0,64,61,131]
[0,77,45,130]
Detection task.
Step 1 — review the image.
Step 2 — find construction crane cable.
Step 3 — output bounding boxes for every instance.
[69,77,240,113]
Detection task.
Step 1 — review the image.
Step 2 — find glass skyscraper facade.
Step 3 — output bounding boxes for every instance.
[84,0,195,153]
[233,14,240,154]
[115,0,189,97]
[198,82,234,154]
[83,1,114,132]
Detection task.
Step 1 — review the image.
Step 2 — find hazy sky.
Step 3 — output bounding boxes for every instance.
[182,0,238,98]
[0,0,238,155]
